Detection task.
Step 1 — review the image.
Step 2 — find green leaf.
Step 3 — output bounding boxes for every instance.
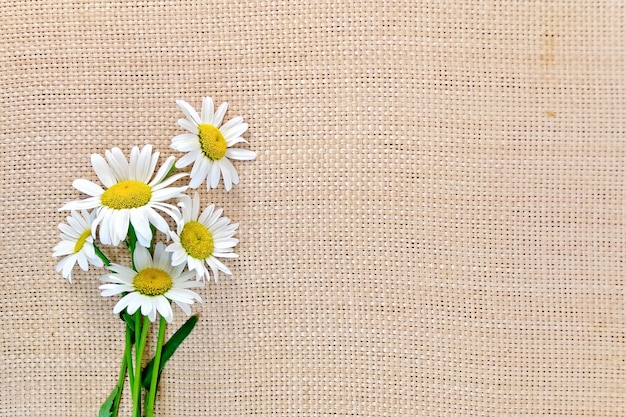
[141,315,199,388]
[98,386,119,417]
[127,224,137,256]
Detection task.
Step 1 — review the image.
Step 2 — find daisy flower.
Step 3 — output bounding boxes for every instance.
[171,97,256,191]
[60,145,188,248]
[166,193,239,281]
[100,243,203,323]
[52,209,104,282]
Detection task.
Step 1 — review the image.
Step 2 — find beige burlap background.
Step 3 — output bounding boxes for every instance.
[1,1,624,416]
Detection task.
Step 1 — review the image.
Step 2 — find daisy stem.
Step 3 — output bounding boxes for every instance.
[149,224,157,252]
[133,314,150,417]
[111,338,129,417]
[128,225,138,270]
[145,316,167,417]
[125,319,135,390]
[93,244,111,266]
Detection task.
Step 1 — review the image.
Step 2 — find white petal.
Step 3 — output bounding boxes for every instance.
[169,247,189,267]
[59,223,80,238]
[135,145,158,183]
[174,300,192,316]
[220,159,233,191]
[209,161,221,189]
[66,213,86,234]
[178,118,199,134]
[177,194,193,221]
[129,146,142,180]
[226,148,257,161]
[221,122,248,140]
[219,116,243,132]
[88,253,105,267]
[58,256,77,281]
[152,172,189,193]
[212,102,228,126]
[154,296,173,323]
[176,100,200,125]
[214,252,239,259]
[132,244,152,270]
[152,242,169,269]
[175,150,202,168]
[150,202,181,226]
[204,208,223,228]
[73,179,104,197]
[76,252,89,270]
[197,204,215,226]
[223,158,239,186]
[100,284,134,297]
[189,158,211,189]
[214,238,239,248]
[225,136,249,146]
[91,154,116,188]
[113,292,141,315]
[151,186,187,203]
[149,156,176,186]
[52,240,74,257]
[95,210,111,245]
[168,288,202,303]
[206,259,220,281]
[139,295,155,317]
[191,192,201,220]
[145,208,170,237]
[112,209,130,247]
[172,134,201,152]
[106,147,130,180]
[200,97,214,124]
[61,196,101,211]
[208,256,231,275]
[130,209,152,247]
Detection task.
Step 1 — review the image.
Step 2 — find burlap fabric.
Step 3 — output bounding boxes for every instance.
[1,1,624,416]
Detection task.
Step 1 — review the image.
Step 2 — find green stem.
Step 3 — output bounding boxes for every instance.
[128,225,138,271]
[111,338,130,417]
[149,224,157,252]
[94,244,111,266]
[125,318,135,389]
[132,314,150,417]
[145,316,167,417]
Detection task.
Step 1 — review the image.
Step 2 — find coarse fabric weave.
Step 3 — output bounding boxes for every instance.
[1,1,624,416]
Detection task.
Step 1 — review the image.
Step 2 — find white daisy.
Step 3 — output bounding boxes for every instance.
[60,145,188,248]
[166,193,239,281]
[171,97,256,191]
[100,243,203,323]
[52,209,104,282]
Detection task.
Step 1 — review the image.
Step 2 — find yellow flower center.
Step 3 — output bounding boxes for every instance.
[101,180,152,209]
[73,229,92,253]
[180,221,214,260]
[198,124,227,160]
[133,267,173,296]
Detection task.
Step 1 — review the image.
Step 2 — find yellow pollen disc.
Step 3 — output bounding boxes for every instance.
[198,124,227,160]
[180,221,214,260]
[133,267,173,296]
[101,180,152,209]
[73,229,92,253]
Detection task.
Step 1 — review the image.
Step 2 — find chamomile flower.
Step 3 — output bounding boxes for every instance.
[60,145,188,248]
[171,97,256,191]
[52,209,104,282]
[100,243,203,323]
[166,193,239,281]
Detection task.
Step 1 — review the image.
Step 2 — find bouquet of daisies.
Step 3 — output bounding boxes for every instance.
[52,97,255,417]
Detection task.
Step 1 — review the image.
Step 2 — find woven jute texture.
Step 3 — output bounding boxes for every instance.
[1,1,624,416]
